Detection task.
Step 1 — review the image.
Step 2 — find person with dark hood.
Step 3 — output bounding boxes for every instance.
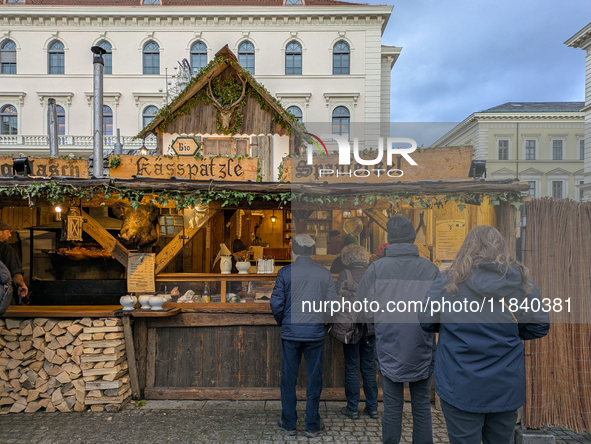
[419,226,549,444]
[271,234,337,438]
[330,233,358,274]
[335,244,378,420]
[357,215,439,444]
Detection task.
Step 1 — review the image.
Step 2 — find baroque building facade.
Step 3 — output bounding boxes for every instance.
[432,102,585,200]
[0,0,400,157]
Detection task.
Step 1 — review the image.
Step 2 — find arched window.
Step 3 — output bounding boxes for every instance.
[0,105,17,135]
[103,105,113,136]
[142,0,160,4]
[285,41,302,75]
[48,40,65,74]
[143,41,160,75]
[333,41,350,75]
[238,41,255,74]
[284,0,303,4]
[190,41,207,74]
[142,105,158,128]
[98,40,112,75]
[0,40,17,74]
[6,0,24,3]
[287,106,303,123]
[332,106,350,140]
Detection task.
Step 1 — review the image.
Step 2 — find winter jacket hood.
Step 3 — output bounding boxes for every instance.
[465,263,523,300]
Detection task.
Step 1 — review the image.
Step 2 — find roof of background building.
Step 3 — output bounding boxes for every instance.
[10,0,368,6]
[481,102,585,113]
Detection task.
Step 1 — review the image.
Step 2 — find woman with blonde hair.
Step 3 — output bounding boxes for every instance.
[419,225,549,444]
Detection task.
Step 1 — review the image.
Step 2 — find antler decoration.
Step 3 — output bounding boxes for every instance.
[208,75,247,131]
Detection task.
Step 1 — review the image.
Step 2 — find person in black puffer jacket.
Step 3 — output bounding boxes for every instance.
[335,244,378,420]
[271,234,337,438]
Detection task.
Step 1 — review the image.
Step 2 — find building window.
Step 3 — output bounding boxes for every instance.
[287,106,303,123]
[48,105,66,135]
[284,0,303,4]
[333,41,350,75]
[332,106,350,140]
[48,40,65,75]
[143,41,160,75]
[551,181,563,199]
[238,41,255,74]
[285,41,302,75]
[0,105,17,135]
[552,140,563,160]
[580,180,585,201]
[190,42,207,74]
[103,105,113,136]
[6,0,24,3]
[498,140,509,160]
[142,0,159,4]
[98,40,112,75]
[580,139,585,160]
[525,181,536,198]
[0,40,17,74]
[525,139,536,160]
[142,105,158,128]
[160,208,184,236]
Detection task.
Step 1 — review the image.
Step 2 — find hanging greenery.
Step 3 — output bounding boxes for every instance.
[0,181,522,213]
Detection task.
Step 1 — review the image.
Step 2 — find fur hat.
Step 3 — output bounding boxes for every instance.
[341,245,370,267]
[292,234,315,256]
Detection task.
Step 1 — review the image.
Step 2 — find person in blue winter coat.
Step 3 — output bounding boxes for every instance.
[271,234,337,439]
[419,225,550,444]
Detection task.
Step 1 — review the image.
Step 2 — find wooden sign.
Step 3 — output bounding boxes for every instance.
[109,155,258,181]
[171,136,201,156]
[435,219,466,261]
[0,157,89,178]
[127,253,155,293]
[282,146,473,183]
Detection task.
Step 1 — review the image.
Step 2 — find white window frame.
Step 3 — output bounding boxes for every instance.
[523,138,538,161]
[576,178,585,202]
[548,178,567,199]
[521,179,539,198]
[550,138,565,161]
[497,138,510,160]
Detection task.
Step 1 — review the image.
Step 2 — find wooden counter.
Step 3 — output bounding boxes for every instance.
[1,305,120,318]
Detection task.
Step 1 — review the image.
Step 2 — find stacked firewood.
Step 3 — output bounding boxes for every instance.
[0,317,87,413]
[0,317,131,414]
[80,318,131,413]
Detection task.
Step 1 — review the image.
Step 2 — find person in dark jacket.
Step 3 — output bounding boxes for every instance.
[0,221,27,302]
[330,233,358,274]
[270,234,338,438]
[357,215,439,444]
[419,225,549,444]
[335,244,379,420]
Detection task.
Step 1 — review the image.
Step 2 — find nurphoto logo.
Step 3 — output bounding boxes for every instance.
[304,133,419,179]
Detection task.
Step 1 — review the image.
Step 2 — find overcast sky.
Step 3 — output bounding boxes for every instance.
[364,0,589,124]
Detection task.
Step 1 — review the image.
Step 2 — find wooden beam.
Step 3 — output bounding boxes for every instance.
[146,312,275,328]
[122,316,141,400]
[81,210,129,267]
[1,305,120,318]
[154,209,219,274]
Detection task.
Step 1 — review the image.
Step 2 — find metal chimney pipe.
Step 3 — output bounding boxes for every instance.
[91,46,107,177]
[114,128,123,155]
[47,99,59,157]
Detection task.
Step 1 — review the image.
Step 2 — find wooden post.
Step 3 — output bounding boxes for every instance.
[121,316,141,400]
[154,209,219,275]
[81,210,129,267]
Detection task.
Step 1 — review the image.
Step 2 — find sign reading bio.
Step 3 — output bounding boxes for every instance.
[170,136,201,156]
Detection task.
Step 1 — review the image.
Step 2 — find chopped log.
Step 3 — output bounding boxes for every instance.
[36,382,48,393]
[66,325,84,336]
[19,341,33,353]
[72,345,84,356]
[57,332,74,347]
[72,337,83,347]
[104,404,120,413]
[44,333,55,343]
[9,380,21,391]
[20,324,33,337]
[51,387,63,404]
[78,334,93,341]
[85,380,123,390]
[50,354,65,366]
[9,401,26,413]
[80,318,92,327]
[5,342,18,351]
[80,363,94,370]
[32,338,44,350]
[65,396,76,410]
[24,402,41,413]
[56,401,70,412]
[45,401,56,412]
[7,368,19,380]
[104,319,121,327]
[9,350,23,360]
[84,394,126,405]
[104,383,130,397]
[47,377,60,389]
[56,373,71,384]
[33,318,48,327]
[83,327,123,334]
[23,350,36,361]
[75,389,85,404]
[90,404,104,412]
[44,349,56,363]
[87,390,102,398]
[49,326,66,337]
[6,360,19,370]
[71,356,81,365]
[93,362,106,369]
[73,401,85,412]
[104,333,125,340]
[3,335,17,342]
[102,345,125,354]
[38,398,50,408]
[56,349,68,360]
[57,321,73,329]
[92,333,106,341]
[81,353,122,363]
[5,319,20,330]
[83,340,124,348]
[44,320,58,332]
[103,369,128,382]
[92,320,105,327]
[35,350,44,362]
[32,326,44,339]
[47,339,61,350]
[0,397,14,405]
[82,367,119,377]
[37,368,47,380]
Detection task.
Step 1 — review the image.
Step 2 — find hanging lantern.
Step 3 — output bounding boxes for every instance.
[66,207,84,241]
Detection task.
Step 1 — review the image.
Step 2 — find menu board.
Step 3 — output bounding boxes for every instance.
[435,219,466,261]
[127,253,155,293]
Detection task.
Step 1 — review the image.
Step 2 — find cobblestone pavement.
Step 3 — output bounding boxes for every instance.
[0,401,588,444]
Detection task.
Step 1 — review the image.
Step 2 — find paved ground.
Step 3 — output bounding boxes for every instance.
[0,401,588,444]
